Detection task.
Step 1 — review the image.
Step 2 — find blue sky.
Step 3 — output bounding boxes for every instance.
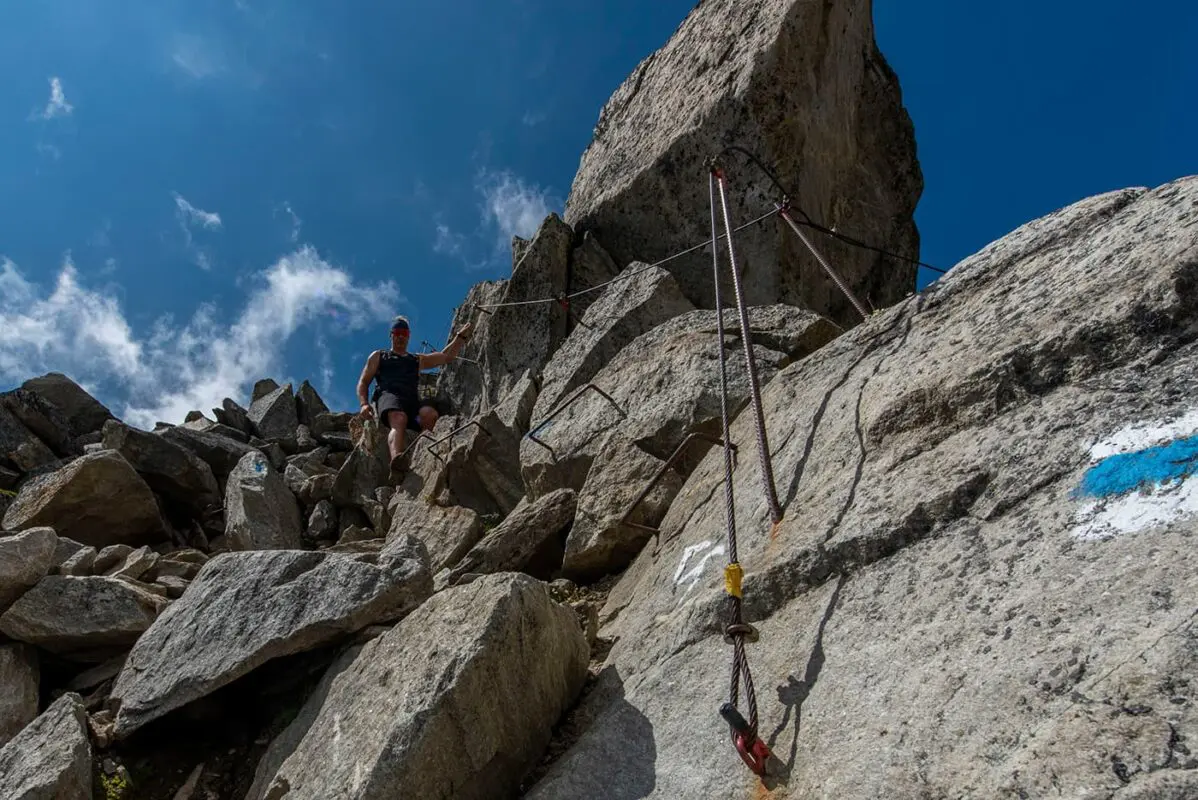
[1,1,1195,428]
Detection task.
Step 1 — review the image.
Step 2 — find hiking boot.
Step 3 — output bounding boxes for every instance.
[388,451,410,485]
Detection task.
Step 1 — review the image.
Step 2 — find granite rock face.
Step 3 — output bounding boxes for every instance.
[526,178,1198,799]
[109,534,433,738]
[20,372,115,438]
[247,573,589,800]
[224,450,303,551]
[1,451,165,548]
[0,693,92,800]
[563,0,922,327]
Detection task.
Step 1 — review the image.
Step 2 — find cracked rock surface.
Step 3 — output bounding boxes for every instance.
[526,178,1198,798]
[563,0,922,327]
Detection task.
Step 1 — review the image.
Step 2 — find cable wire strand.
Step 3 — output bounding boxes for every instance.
[716,143,947,275]
[475,207,780,311]
[714,169,782,525]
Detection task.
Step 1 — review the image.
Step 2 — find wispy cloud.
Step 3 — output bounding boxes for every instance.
[173,193,222,270]
[477,168,558,250]
[171,35,226,79]
[521,110,547,127]
[35,142,62,160]
[431,168,560,270]
[173,193,222,230]
[0,250,399,429]
[433,223,467,259]
[281,202,302,243]
[31,77,73,121]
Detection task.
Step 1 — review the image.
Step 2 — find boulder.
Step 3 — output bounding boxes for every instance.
[0,692,92,800]
[295,424,318,451]
[563,0,922,327]
[521,305,836,497]
[0,528,59,615]
[21,371,115,437]
[110,545,158,581]
[298,473,335,507]
[311,411,354,450]
[213,397,254,437]
[58,546,96,577]
[109,534,432,738]
[252,378,280,403]
[0,389,77,458]
[49,536,86,569]
[102,420,221,517]
[444,489,576,586]
[408,376,537,517]
[562,434,684,581]
[255,439,287,471]
[526,179,1198,798]
[246,573,589,800]
[1,451,165,548]
[435,214,572,418]
[295,380,330,427]
[248,383,298,442]
[565,231,621,321]
[157,423,257,485]
[0,403,56,472]
[0,575,168,661]
[0,644,38,748]
[532,263,695,420]
[224,451,303,551]
[306,499,338,540]
[331,422,390,509]
[387,494,483,573]
[181,415,252,442]
[93,544,133,574]
[336,524,376,546]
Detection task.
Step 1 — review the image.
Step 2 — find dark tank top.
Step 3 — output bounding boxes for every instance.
[374,350,420,401]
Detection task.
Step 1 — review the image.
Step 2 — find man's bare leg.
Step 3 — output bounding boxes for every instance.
[418,405,439,432]
[386,411,408,471]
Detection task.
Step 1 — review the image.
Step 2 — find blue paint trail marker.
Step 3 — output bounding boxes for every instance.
[1070,410,1198,540]
[1076,434,1198,499]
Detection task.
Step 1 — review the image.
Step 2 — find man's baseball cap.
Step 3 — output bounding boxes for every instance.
[391,316,410,332]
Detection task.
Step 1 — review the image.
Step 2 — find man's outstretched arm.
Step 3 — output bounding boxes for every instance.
[419,324,473,369]
[356,351,381,417]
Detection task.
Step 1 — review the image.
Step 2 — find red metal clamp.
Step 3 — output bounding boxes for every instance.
[719,702,772,776]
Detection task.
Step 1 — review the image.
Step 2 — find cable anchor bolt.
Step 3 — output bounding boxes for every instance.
[723,622,759,645]
[719,702,772,776]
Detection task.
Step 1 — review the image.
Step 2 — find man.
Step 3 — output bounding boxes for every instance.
[356,315,473,479]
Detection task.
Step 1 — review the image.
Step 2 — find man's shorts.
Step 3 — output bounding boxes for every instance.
[374,391,422,432]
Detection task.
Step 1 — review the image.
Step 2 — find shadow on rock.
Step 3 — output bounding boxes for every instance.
[763,575,844,790]
[523,664,657,799]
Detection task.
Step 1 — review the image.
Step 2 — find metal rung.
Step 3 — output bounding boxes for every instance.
[525,383,625,461]
[620,431,738,537]
[426,420,491,464]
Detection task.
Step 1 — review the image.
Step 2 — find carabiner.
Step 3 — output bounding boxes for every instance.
[719,702,772,776]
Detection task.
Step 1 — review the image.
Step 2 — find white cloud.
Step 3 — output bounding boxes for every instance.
[173,193,222,231]
[521,110,547,127]
[173,193,222,270]
[477,168,558,250]
[433,223,466,258]
[281,202,302,243]
[171,35,225,79]
[36,77,73,120]
[0,249,399,430]
[430,169,559,270]
[36,142,63,160]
